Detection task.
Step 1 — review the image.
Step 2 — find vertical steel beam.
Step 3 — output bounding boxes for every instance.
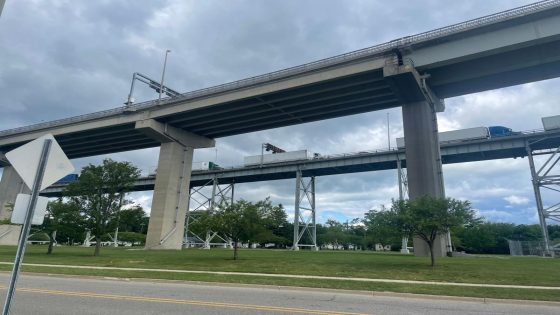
[397,158,404,201]
[311,176,317,250]
[293,169,302,250]
[526,145,552,255]
[397,155,410,254]
[293,170,317,250]
[210,176,218,212]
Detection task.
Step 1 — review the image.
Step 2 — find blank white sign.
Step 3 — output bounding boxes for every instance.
[11,193,48,225]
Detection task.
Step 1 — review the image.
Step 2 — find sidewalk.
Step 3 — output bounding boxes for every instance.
[1,261,559,291]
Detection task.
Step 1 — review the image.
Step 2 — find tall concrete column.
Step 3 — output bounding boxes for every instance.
[0,166,30,245]
[145,142,193,249]
[402,101,447,257]
[135,119,214,250]
[0,166,30,220]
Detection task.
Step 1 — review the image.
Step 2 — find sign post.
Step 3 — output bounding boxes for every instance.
[2,139,51,315]
[1,134,74,315]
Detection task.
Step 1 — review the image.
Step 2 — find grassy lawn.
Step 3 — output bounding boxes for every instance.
[0,245,558,301]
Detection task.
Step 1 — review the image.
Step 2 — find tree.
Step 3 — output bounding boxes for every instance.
[65,159,140,256]
[323,219,346,249]
[258,201,289,247]
[363,208,402,249]
[455,222,515,254]
[389,196,478,267]
[110,206,148,234]
[41,199,83,254]
[210,199,268,260]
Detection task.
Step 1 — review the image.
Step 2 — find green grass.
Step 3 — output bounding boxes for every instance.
[1,246,559,301]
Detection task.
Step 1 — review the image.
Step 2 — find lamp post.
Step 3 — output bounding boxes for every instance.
[158,49,171,104]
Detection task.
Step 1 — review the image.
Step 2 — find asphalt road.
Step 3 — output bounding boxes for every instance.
[0,273,558,315]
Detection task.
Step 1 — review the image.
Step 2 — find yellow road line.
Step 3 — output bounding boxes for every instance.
[2,286,372,315]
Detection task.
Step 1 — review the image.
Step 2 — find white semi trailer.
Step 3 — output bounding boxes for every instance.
[542,115,560,131]
[244,150,310,166]
[191,161,221,171]
[396,127,490,148]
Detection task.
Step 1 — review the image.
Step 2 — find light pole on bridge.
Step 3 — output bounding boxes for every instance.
[158,49,171,104]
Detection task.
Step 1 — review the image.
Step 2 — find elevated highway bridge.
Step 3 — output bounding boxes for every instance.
[41,128,560,196]
[2,1,560,253]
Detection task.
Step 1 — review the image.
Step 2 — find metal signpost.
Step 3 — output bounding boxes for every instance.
[2,134,74,315]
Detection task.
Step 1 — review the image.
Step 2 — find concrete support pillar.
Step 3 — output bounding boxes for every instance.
[402,101,447,257]
[0,166,30,245]
[145,141,193,249]
[0,166,30,220]
[135,119,214,250]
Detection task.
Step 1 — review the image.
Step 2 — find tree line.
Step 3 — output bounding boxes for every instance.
[27,159,557,263]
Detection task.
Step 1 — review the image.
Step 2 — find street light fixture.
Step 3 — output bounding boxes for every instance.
[158,49,171,104]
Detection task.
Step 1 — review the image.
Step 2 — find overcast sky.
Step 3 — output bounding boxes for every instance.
[1,0,558,224]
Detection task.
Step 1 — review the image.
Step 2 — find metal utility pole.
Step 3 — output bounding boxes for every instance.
[158,49,171,103]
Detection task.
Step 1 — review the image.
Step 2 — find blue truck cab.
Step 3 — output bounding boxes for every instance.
[488,126,513,137]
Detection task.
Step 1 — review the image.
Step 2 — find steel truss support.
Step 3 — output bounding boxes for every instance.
[184,177,234,249]
[293,169,318,250]
[397,157,410,254]
[526,142,560,256]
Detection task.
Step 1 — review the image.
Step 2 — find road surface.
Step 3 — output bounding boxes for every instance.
[0,273,558,314]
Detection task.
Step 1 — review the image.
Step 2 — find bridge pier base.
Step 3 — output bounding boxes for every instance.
[402,101,448,257]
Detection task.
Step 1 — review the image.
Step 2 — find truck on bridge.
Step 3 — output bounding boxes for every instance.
[396,126,517,148]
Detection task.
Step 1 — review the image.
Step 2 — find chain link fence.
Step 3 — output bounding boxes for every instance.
[508,239,559,257]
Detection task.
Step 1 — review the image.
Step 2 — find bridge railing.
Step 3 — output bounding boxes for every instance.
[1,1,559,138]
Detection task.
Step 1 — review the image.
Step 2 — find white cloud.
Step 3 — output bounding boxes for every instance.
[504,195,530,205]
[476,209,514,221]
